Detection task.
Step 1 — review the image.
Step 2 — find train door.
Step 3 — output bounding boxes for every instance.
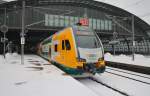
[49,45,51,59]
[60,39,65,64]
[51,40,59,61]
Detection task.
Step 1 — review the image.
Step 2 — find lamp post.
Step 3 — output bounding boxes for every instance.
[21,0,26,65]
[112,21,117,55]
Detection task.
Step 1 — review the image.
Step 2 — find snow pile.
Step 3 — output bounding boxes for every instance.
[4,53,21,65]
[5,53,12,58]
[104,53,150,67]
[104,52,113,61]
[12,52,19,57]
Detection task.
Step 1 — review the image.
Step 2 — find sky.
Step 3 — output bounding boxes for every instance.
[2,0,150,25]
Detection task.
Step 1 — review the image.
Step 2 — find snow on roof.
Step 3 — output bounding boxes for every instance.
[95,0,150,26]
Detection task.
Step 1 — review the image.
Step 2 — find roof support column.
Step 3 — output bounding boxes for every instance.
[123,36,130,53]
[132,15,135,61]
[21,0,26,65]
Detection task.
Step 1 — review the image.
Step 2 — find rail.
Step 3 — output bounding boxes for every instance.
[106,61,150,75]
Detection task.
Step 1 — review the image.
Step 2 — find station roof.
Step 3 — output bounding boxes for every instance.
[1,0,150,37]
[3,0,150,25]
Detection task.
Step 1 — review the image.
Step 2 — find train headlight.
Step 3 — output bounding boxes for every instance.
[98,57,104,61]
[77,58,86,62]
[98,57,105,66]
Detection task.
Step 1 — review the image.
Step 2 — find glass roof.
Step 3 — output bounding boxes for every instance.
[95,0,150,26]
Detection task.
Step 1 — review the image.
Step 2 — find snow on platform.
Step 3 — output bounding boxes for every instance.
[105,53,150,67]
[0,53,98,96]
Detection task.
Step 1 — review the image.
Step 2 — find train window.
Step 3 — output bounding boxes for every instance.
[65,40,71,50]
[49,45,51,57]
[54,44,58,52]
[76,35,100,48]
[62,40,65,50]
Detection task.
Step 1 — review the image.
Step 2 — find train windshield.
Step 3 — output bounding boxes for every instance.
[76,35,101,48]
[73,25,102,48]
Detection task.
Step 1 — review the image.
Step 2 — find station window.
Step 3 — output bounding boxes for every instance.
[54,44,58,52]
[60,16,65,27]
[48,15,54,26]
[70,16,74,26]
[96,19,101,30]
[101,20,105,30]
[89,19,93,28]
[54,15,59,27]
[64,16,69,26]
[45,14,49,26]
[65,40,71,50]
[74,17,79,24]
[105,20,109,30]
[108,21,112,30]
[93,19,97,29]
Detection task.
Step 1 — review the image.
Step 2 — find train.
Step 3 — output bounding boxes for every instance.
[37,24,105,77]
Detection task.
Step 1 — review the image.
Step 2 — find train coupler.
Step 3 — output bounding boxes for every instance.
[83,63,97,74]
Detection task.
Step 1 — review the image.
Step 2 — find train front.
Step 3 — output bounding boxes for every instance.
[73,26,105,76]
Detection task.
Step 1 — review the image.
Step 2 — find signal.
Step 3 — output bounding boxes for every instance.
[79,18,89,26]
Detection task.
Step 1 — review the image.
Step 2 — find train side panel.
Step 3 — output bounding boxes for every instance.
[51,28,83,74]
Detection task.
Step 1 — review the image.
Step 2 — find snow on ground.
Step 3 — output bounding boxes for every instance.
[104,53,150,67]
[106,66,150,81]
[0,53,98,96]
[79,70,150,96]
[1,53,150,96]
[79,78,125,96]
[94,71,150,96]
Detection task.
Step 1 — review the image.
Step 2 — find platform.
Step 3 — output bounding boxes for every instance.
[0,53,98,96]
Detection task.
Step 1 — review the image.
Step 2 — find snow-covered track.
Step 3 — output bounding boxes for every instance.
[106,67,150,80]
[106,61,150,75]
[89,77,130,96]
[105,71,150,85]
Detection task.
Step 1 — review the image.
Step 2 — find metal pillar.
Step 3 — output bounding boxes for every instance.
[113,21,116,55]
[113,45,116,55]
[3,33,6,58]
[84,7,88,18]
[123,36,130,53]
[132,15,135,61]
[3,8,7,59]
[21,0,25,65]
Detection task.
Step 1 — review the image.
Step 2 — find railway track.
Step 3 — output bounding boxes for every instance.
[106,67,150,80]
[78,67,150,96]
[89,77,130,96]
[105,71,150,85]
[106,61,150,75]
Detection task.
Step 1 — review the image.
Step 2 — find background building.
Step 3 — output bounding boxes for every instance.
[0,0,150,54]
